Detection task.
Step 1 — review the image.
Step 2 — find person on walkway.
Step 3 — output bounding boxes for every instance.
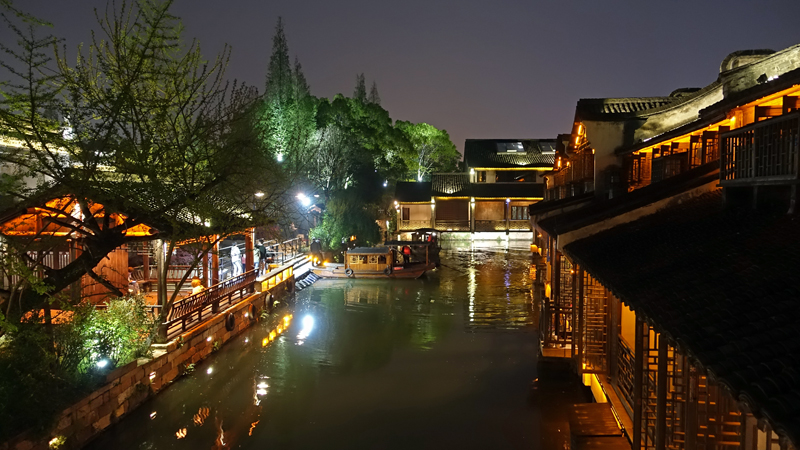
[127,267,140,295]
[310,238,323,267]
[402,245,411,265]
[230,244,242,277]
[191,276,205,295]
[256,240,268,275]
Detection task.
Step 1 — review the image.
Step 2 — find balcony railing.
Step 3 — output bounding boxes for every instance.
[474,220,505,231]
[720,111,800,185]
[434,220,470,231]
[509,220,531,231]
[399,219,432,230]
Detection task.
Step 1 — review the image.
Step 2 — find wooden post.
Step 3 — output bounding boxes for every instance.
[211,239,220,286]
[633,317,645,450]
[142,249,150,282]
[69,240,81,303]
[576,266,584,364]
[155,239,167,307]
[245,228,255,272]
[656,333,668,450]
[431,199,436,229]
[202,251,209,288]
[608,290,620,381]
[553,252,561,340]
[505,199,511,232]
[685,362,698,450]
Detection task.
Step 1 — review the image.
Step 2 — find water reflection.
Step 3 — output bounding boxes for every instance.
[87,244,538,450]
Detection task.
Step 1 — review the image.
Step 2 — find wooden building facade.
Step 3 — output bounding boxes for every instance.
[530,45,800,450]
[394,139,555,238]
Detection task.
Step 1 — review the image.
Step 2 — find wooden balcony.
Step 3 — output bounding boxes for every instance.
[398,219,432,230]
[720,111,800,186]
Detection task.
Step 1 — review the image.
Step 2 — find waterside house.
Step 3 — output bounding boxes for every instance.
[530,45,800,450]
[394,138,555,240]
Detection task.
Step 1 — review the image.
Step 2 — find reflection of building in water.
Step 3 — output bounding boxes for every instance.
[457,250,535,330]
[344,283,398,305]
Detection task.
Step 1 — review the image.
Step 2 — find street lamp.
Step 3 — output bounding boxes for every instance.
[296,193,311,207]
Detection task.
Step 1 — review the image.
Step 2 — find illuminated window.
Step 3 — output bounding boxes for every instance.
[510,206,529,220]
[477,171,487,183]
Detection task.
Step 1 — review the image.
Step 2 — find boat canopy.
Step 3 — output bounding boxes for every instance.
[347,247,391,255]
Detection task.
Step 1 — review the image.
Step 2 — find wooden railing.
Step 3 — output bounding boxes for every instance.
[155,269,258,340]
[399,219,431,230]
[434,220,470,231]
[509,219,530,231]
[263,237,306,265]
[721,111,800,184]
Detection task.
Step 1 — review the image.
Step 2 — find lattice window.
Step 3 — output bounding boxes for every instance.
[581,272,608,373]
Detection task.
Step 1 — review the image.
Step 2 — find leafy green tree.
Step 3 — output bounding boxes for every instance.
[0,0,287,322]
[395,121,460,181]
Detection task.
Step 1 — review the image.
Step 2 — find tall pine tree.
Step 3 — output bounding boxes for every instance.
[368,81,380,105]
[263,17,293,161]
[353,73,367,104]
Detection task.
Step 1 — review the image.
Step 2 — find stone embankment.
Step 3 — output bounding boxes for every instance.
[2,260,302,450]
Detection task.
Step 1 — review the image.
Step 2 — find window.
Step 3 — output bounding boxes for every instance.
[510,206,529,220]
[402,207,410,220]
[477,171,487,183]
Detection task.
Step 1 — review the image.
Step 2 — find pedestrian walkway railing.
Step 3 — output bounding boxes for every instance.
[264,237,306,265]
[152,269,258,341]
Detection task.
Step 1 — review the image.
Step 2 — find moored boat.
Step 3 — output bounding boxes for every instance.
[311,247,435,279]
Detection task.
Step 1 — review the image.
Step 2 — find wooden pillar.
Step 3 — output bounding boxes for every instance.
[245,228,255,272]
[553,252,561,339]
[202,251,209,288]
[576,266,584,365]
[69,240,81,303]
[142,246,150,281]
[633,316,645,450]
[155,239,167,307]
[656,334,668,450]
[505,199,511,231]
[470,199,475,233]
[685,361,698,450]
[211,239,220,286]
[608,290,620,380]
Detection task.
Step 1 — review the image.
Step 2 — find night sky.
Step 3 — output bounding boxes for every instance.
[13,0,800,152]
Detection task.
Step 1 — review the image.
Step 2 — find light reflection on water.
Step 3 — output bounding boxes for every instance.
[86,243,537,450]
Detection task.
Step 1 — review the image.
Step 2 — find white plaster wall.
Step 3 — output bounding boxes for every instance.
[407,204,431,221]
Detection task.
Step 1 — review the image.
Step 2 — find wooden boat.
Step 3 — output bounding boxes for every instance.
[311,246,435,279]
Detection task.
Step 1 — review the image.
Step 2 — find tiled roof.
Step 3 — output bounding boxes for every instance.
[394,182,431,202]
[432,173,470,196]
[396,175,546,200]
[527,192,594,217]
[576,97,677,116]
[538,162,719,236]
[563,190,800,445]
[463,139,556,169]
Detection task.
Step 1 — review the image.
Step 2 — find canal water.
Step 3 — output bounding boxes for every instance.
[86,243,542,450]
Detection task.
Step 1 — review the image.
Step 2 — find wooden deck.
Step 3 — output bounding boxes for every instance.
[569,403,628,450]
